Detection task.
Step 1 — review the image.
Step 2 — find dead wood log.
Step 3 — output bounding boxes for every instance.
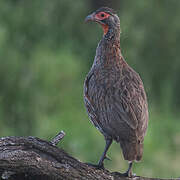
[0,132,178,180]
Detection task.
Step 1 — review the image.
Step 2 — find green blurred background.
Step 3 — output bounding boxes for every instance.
[0,0,180,178]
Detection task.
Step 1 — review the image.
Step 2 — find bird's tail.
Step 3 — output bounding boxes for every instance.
[120,141,143,161]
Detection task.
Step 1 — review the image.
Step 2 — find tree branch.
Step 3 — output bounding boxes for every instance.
[0,133,177,180]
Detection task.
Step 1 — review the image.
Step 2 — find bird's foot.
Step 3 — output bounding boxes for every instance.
[111,171,136,178]
[85,162,104,169]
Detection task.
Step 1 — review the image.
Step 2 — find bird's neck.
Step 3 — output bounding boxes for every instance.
[104,25,120,42]
[94,26,123,67]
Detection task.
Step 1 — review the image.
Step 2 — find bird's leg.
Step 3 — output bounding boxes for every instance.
[123,162,133,177]
[86,138,112,169]
[97,138,113,167]
[112,162,134,177]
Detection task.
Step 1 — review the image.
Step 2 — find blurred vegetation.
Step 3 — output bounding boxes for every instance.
[0,0,180,178]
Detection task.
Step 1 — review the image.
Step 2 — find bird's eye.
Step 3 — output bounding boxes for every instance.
[101,13,105,17]
[95,12,110,20]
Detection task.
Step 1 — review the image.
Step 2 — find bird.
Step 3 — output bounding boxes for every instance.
[84,7,149,177]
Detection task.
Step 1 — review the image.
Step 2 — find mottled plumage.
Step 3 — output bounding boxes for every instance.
[84,7,148,177]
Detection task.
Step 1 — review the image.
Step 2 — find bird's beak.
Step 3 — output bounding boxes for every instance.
[85,13,95,23]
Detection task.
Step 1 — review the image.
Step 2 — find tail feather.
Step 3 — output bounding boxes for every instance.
[120,141,143,161]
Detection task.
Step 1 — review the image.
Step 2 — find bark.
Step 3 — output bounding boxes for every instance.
[0,132,178,180]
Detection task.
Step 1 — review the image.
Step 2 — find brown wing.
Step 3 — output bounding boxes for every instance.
[109,66,149,161]
[109,66,149,142]
[84,71,105,135]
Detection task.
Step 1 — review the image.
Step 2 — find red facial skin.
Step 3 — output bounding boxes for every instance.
[95,12,110,35]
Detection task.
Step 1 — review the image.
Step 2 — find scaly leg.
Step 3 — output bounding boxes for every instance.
[112,162,134,177]
[86,138,113,169]
[123,162,133,177]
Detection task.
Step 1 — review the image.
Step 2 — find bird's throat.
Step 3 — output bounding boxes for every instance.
[101,24,109,35]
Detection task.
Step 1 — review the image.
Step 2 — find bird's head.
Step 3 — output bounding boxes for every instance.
[85,7,120,36]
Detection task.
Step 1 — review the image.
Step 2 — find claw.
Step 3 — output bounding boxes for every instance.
[85,162,104,169]
[111,171,134,178]
[112,162,134,178]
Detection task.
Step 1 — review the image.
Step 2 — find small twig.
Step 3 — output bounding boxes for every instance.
[50,131,65,146]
